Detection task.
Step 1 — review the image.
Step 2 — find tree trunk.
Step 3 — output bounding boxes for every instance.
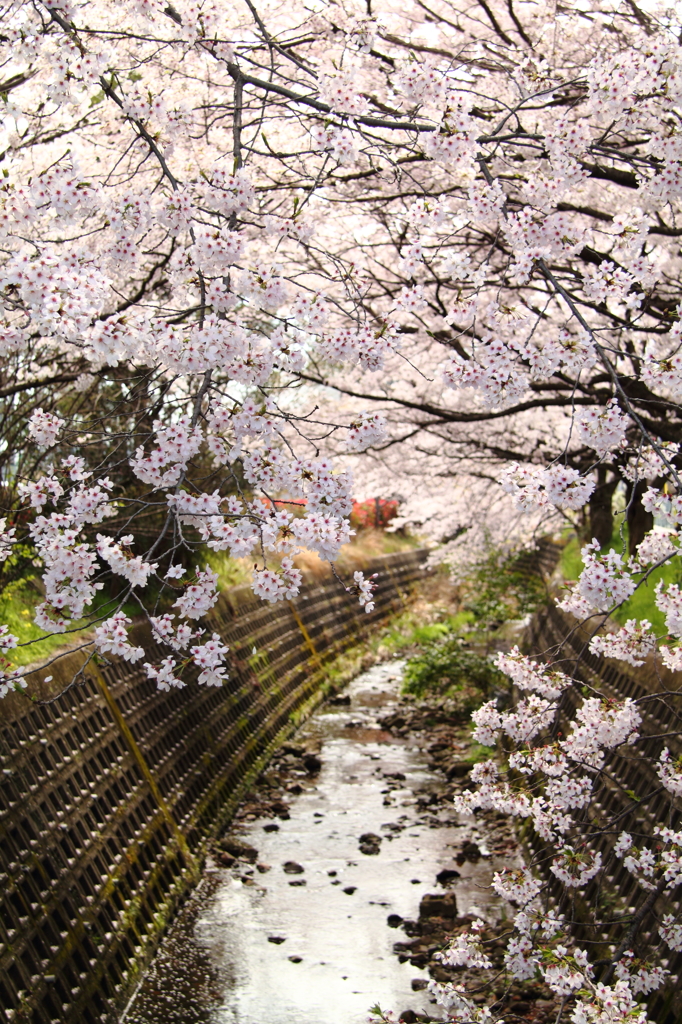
[626,479,653,556]
[586,466,618,549]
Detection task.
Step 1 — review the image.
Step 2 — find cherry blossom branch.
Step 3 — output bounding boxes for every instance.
[537,258,682,491]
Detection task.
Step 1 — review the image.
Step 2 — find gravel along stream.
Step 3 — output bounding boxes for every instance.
[122,659,521,1024]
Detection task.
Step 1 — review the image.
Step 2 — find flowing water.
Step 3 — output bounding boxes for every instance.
[123,660,515,1024]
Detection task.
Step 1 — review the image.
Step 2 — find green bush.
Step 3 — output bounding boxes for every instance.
[461,547,548,630]
[403,635,504,707]
[399,543,552,712]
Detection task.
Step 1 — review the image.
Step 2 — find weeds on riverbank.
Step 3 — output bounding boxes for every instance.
[458,545,548,634]
[402,640,504,708]
[396,544,550,710]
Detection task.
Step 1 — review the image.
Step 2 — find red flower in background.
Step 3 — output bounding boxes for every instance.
[350,497,399,531]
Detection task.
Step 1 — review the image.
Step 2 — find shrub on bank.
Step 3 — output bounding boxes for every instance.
[403,638,504,712]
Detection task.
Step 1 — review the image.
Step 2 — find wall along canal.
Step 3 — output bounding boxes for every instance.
[122,660,519,1024]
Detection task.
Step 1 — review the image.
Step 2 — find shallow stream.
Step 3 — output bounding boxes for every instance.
[123,660,514,1024]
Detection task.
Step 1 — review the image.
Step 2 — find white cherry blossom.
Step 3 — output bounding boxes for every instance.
[95,613,145,662]
[28,408,63,447]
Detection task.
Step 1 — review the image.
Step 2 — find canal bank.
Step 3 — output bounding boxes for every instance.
[0,551,429,1024]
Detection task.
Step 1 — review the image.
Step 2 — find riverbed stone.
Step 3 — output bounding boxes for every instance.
[456,840,481,863]
[271,800,290,819]
[358,831,381,855]
[379,712,406,729]
[419,891,457,919]
[303,752,322,773]
[281,744,305,757]
[282,860,304,874]
[219,838,258,863]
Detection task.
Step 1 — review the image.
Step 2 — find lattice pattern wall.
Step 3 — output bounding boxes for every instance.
[0,549,428,1024]
[525,603,682,1024]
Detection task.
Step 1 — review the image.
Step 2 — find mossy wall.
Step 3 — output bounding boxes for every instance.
[0,549,428,1024]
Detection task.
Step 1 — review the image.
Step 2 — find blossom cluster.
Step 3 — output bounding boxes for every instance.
[349,570,378,613]
[558,541,636,618]
[500,462,596,513]
[615,826,682,892]
[589,620,657,667]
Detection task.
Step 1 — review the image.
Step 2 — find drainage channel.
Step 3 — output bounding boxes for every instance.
[122,659,518,1024]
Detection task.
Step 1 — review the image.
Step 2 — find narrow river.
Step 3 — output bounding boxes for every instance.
[122,660,514,1024]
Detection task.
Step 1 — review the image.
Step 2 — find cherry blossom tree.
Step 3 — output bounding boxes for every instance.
[3,0,682,1018]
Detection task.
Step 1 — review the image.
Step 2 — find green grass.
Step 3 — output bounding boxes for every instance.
[559,533,584,583]
[0,579,97,667]
[559,522,682,634]
[379,609,476,654]
[614,567,679,633]
[203,549,252,590]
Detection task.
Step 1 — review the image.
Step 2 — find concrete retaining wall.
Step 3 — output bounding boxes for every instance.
[0,549,429,1024]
